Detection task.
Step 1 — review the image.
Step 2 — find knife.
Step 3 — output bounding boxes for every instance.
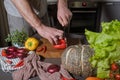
[63,27,66,38]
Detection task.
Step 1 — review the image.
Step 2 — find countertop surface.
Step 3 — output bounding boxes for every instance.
[0,34,87,80]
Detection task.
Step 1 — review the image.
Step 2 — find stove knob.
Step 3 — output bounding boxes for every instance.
[82,2,87,7]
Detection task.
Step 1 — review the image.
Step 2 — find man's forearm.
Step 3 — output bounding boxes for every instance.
[11,0,42,29]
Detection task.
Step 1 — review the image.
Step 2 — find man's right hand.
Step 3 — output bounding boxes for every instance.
[36,24,64,45]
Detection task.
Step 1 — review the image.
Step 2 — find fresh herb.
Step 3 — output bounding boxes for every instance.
[85,20,120,79]
[5,29,28,46]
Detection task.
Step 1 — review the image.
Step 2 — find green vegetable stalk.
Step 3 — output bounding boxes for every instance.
[85,20,120,79]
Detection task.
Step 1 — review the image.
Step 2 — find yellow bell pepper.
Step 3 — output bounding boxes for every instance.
[25,37,39,50]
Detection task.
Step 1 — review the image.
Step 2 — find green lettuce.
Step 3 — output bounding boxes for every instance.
[85,20,120,79]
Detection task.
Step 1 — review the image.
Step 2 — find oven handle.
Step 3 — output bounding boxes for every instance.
[72,10,96,13]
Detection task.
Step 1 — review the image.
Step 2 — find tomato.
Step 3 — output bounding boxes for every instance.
[115,74,120,80]
[53,39,66,49]
[109,72,114,78]
[111,63,119,71]
[1,49,7,57]
[85,77,103,80]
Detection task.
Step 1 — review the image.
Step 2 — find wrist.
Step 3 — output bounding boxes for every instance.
[57,0,68,8]
[33,21,43,31]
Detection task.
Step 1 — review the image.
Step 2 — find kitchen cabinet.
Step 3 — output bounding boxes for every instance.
[90,0,120,22]
[89,1,120,31]
[100,2,120,22]
[0,0,9,47]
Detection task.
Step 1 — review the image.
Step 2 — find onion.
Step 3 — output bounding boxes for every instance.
[7,46,17,52]
[47,64,60,74]
[16,52,27,59]
[5,47,28,59]
[17,48,27,53]
[12,51,18,57]
[6,54,15,59]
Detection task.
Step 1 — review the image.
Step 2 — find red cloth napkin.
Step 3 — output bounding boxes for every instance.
[12,51,73,80]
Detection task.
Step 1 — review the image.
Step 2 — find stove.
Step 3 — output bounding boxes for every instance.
[47,0,57,4]
[91,0,120,2]
[68,1,101,34]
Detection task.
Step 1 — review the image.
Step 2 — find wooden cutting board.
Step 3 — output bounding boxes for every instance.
[36,38,65,58]
[35,34,84,58]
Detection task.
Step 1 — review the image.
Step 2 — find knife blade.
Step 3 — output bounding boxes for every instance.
[63,27,66,38]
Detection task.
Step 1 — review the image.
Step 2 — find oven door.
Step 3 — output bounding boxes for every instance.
[69,8,98,34]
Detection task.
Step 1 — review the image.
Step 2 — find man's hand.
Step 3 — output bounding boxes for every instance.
[57,0,72,27]
[36,24,64,45]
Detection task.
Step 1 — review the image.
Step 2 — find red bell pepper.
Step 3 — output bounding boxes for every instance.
[53,39,67,49]
[36,45,47,53]
[13,60,24,68]
[61,75,76,80]
[5,59,12,64]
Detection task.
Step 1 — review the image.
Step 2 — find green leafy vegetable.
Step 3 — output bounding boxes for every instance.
[85,20,120,79]
[5,29,28,46]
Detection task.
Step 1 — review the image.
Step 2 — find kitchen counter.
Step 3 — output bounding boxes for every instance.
[0,34,86,80]
[0,49,85,80]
